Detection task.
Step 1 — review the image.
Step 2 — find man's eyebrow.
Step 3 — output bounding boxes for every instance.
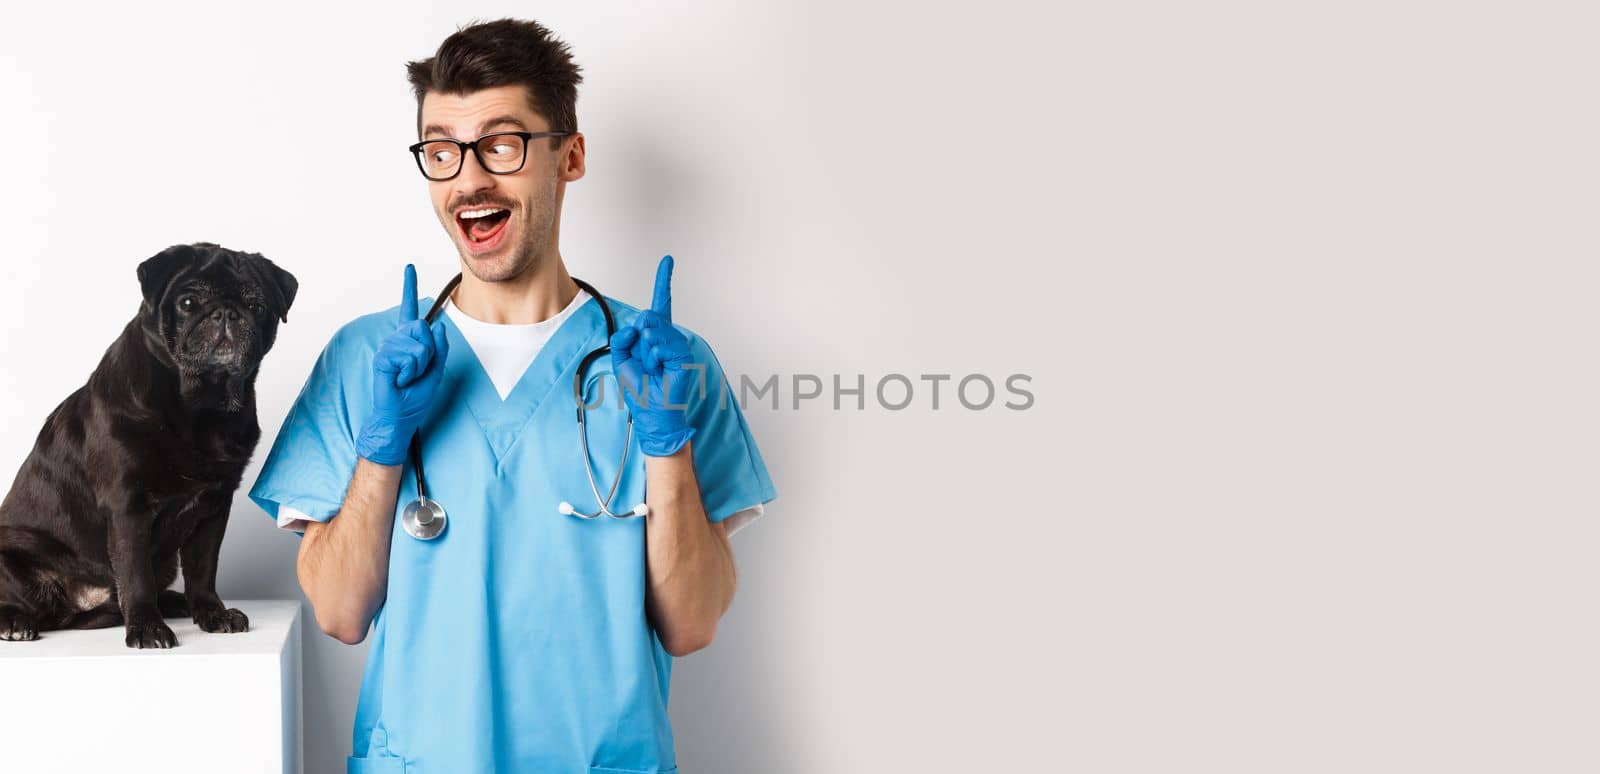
[420,116,530,140]
[479,115,529,133]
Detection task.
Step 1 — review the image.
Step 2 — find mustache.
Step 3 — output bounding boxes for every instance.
[448,196,517,213]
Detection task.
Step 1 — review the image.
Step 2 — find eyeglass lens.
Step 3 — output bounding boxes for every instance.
[416,134,527,179]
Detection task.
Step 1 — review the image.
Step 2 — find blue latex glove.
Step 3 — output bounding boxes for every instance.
[355,264,451,466]
[610,255,697,457]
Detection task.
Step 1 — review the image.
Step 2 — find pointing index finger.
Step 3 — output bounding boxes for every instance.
[400,264,418,323]
[650,254,674,323]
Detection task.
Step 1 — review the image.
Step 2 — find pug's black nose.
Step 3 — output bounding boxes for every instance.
[210,309,243,322]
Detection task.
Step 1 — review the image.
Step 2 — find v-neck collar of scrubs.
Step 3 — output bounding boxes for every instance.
[429,294,609,465]
[440,289,593,402]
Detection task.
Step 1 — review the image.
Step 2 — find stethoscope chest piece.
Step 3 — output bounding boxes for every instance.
[402,496,448,540]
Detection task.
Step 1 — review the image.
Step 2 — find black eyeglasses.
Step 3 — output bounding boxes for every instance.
[408,131,571,181]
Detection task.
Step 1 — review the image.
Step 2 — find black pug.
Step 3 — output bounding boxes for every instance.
[0,242,296,648]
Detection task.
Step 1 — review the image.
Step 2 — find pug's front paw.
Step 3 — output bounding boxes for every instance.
[194,605,249,634]
[125,615,178,649]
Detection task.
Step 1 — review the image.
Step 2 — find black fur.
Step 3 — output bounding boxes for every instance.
[0,242,296,648]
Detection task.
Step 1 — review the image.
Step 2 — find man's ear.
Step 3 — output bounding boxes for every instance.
[252,254,298,323]
[137,244,198,311]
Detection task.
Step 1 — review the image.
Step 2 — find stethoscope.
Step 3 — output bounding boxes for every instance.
[401,273,650,541]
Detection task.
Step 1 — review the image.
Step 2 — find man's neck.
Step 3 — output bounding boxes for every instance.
[448,257,580,325]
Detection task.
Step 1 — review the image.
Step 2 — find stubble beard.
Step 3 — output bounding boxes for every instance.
[457,177,560,285]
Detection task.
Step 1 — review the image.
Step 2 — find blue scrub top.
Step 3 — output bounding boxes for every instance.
[249,292,776,773]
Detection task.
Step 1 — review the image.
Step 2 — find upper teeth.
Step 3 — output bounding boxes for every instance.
[459,208,506,219]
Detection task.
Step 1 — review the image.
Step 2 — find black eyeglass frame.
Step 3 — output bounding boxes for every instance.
[408,130,572,181]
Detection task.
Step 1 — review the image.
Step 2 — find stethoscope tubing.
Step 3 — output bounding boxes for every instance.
[411,272,464,506]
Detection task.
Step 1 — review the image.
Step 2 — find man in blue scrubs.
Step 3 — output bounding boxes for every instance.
[248,18,775,773]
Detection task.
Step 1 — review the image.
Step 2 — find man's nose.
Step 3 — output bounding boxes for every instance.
[452,148,497,195]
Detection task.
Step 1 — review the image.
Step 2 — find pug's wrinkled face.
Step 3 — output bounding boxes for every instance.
[138,242,298,378]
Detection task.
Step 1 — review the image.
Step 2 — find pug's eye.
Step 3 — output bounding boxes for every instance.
[246,301,264,315]
[177,296,198,314]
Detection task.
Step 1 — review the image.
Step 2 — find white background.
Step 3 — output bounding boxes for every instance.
[1,1,1595,772]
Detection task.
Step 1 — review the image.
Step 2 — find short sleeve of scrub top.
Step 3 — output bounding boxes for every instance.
[679,330,777,524]
[248,327,361,535]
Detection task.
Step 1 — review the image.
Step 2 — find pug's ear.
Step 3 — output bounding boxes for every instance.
[137,244,198,310]
[253,255,298,323]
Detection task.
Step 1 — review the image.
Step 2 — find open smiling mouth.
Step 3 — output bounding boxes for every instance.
[456,206,513,251]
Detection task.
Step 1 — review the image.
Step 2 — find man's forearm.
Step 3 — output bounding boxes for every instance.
[643,441,737,656]
[297,457,401,644]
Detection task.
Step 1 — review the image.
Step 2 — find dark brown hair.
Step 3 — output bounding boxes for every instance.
[406,18,584,148]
